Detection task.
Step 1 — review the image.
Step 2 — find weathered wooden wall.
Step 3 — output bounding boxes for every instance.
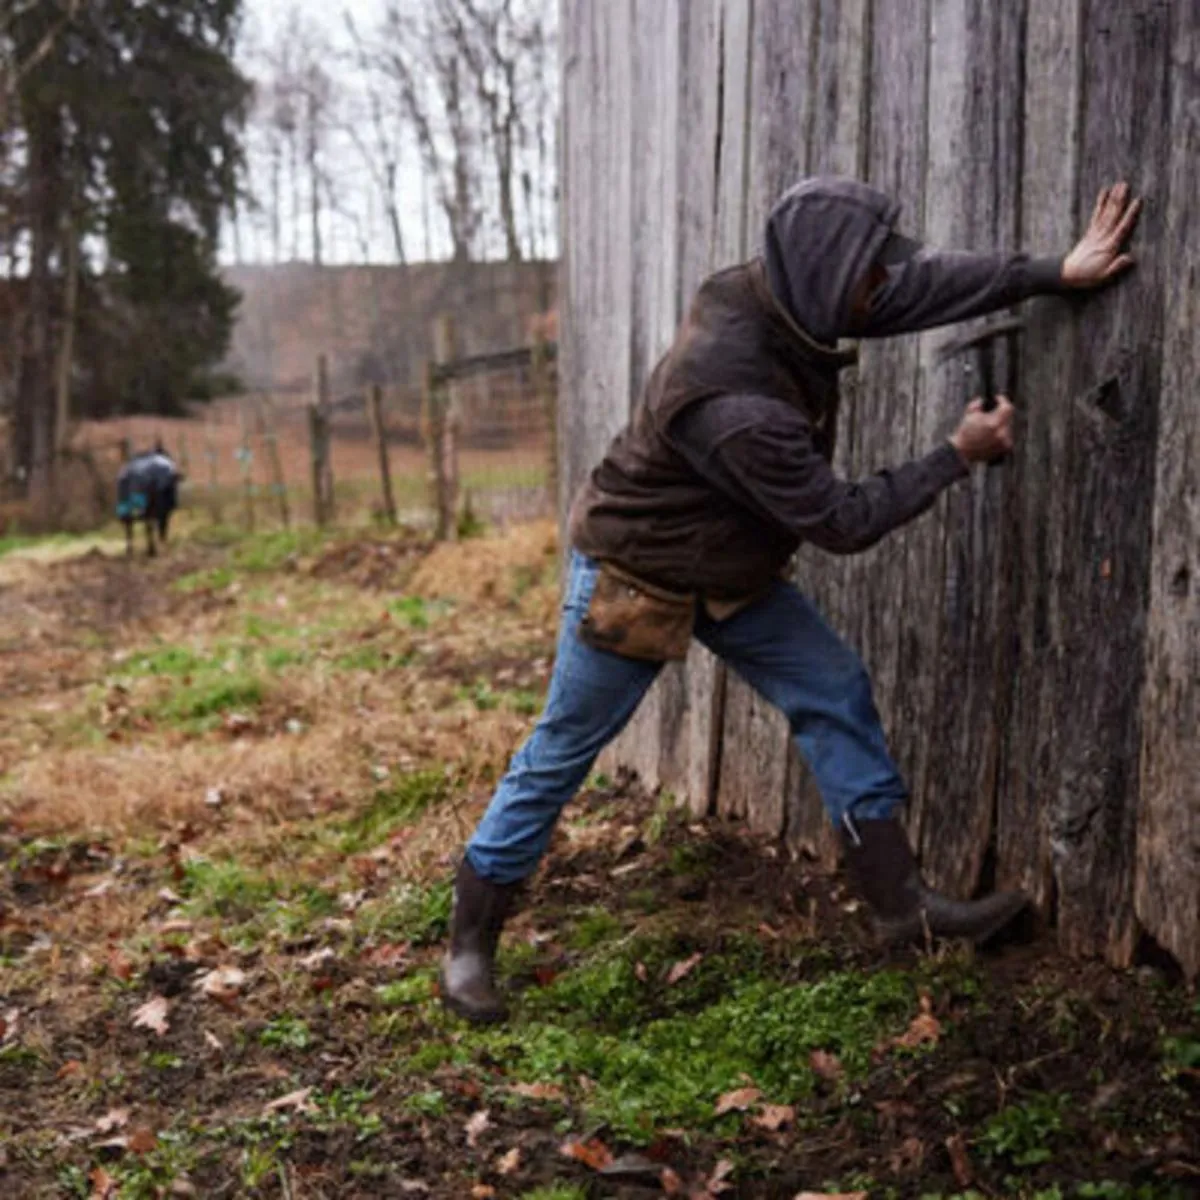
[559,0,1198,979]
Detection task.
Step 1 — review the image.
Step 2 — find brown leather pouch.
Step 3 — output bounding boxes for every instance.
[578,562,696,662]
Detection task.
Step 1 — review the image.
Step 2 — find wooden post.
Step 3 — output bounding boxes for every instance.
[427,315,459,541]
[532,328,557,513]
[369,383,398,526]
[203,419,221,524]
[309,353,334,527]
[257,395,290,529]
[238,399,255,531]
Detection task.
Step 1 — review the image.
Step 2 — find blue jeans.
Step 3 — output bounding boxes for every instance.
[466,552,906,883]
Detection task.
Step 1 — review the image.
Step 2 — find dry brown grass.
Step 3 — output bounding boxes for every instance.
[0,519,559,849]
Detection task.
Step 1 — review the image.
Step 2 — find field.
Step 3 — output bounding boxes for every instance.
[0,517,1196,1199]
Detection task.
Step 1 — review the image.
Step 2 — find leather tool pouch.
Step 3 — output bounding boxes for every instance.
[578,562,695,662]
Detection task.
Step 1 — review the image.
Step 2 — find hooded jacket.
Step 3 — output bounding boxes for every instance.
[569,177,1065,600]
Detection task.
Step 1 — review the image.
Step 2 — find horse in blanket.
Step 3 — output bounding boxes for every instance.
[116,447,180,557]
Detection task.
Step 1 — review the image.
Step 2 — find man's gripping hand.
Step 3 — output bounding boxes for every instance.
[950,397,1015,465]
[1061,180,1142,288]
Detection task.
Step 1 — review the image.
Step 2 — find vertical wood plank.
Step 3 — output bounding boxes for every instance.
[606,0,683,792]
[998,0,1083,909]
[849,0,931,850]
[1136,0,1200,982]
[910,0,1026,896]
[558,0,634,511]
[1053,0,1171,964]
[655,0,726,817]
[1137,0,1200,979]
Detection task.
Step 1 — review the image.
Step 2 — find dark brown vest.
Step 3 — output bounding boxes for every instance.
[569,259,856,599]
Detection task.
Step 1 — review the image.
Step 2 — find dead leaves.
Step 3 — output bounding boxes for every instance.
[714,1086,761,1116]
[92,1107,156,1155]
[809,1048,843,1082]
[752,1103,796,1132]
[891,992,942,1050]
[89,1166,118,1199]
[559,1135,614,1171]
[464,1109,491,1148]
[264,1087,317,1116]
[196,965,245,1004]
[665,951,703,986]
[793,1193,866,1200]
[131,994,170,1037]
[509,1081,565,1102]
[495,1146,521,1175]
[945,1131,974,1187]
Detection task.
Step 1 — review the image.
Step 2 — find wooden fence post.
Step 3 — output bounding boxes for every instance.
[257,395,290,529]
[532,328,557,513]
[309,353,334,527]
[203,419,221,524]
[369,383,398,527]
[238,399,255,531]
[427,315,459,541]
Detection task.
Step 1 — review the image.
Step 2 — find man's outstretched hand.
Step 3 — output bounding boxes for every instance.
[1061,181,1142,288]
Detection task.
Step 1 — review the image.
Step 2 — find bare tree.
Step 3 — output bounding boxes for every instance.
[344,12,407,264]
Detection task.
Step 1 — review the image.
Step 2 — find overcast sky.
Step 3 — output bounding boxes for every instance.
[227,0,440,266]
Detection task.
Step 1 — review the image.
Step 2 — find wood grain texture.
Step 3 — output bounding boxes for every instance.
[1052,0,1171,964]
[851,0,930,858]
[605,0,684,792]
[911,0,1026,897]
[1135,0,1200,981]
[657,0,726,818]
[998,0,1083,909]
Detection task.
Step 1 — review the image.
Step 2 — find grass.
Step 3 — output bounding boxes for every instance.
[337,769,450,853]
[1,517,1194,1199]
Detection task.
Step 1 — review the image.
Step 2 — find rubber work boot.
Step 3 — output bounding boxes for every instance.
[439,857,520,1024]
[841,815,1027,945]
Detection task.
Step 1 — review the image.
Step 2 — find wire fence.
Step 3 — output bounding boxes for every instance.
[4,324,558,538]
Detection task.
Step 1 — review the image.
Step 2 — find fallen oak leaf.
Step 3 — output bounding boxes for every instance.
[945,1132,973,1187]
[665,952,703,986]
[299,948,336,970]
[810,1048,843,1081]
[126,1127,157,1155]
[510,1081,566,1102]
[196,965,245,1003]
[106,949,134,982]
[89,1166,118,1199]
[714,1086,761,1116]
[94,1108,130,1135]
[464,1109,491,1148]
[496,1147,521,1176]
[264,1087,317,1116]
[699,1158,736,1195]
[752,1104,795,1132]
[560,1135,614,1171]
[892,992,941,1050]
[132,995,169,1037]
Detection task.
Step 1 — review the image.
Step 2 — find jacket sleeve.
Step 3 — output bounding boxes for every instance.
[860,251,1066,337]
[668,393,969,555]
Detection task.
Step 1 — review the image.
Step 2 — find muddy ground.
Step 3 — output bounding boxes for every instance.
[0,524,1196,1199]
